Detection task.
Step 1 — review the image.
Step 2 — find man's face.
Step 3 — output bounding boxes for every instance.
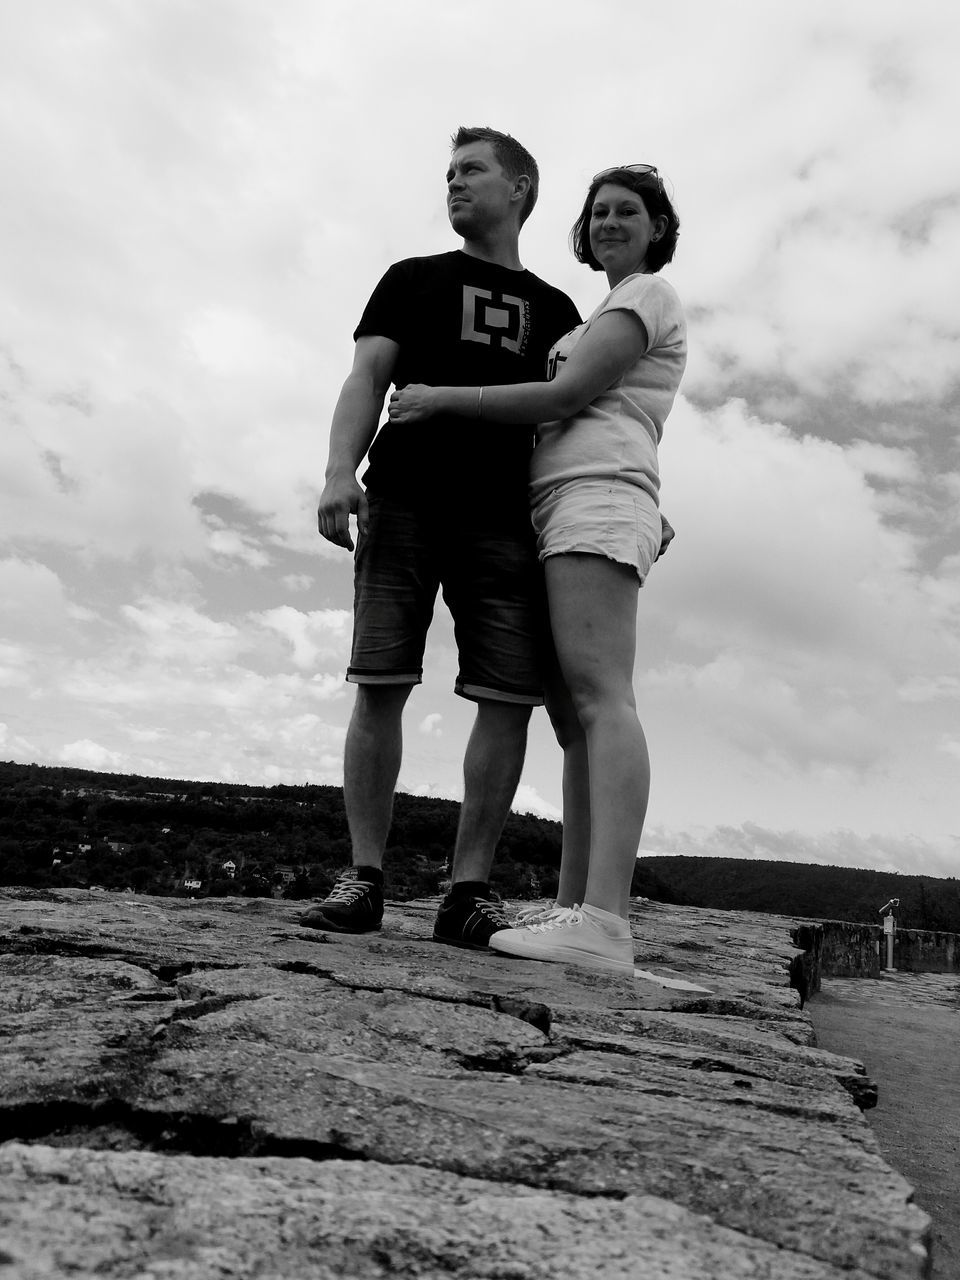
[446,141,517,238]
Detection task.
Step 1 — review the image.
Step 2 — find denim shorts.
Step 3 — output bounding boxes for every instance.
[531,478,662,582]
[347,497,547,704]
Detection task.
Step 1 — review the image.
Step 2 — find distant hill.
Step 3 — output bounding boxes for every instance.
[2,761,957,928]
[635,855,960,933]
[0,760,561,902]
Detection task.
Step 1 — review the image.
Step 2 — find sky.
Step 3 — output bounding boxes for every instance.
[2,0,959,879]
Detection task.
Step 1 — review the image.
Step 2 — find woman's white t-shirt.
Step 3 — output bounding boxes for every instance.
[529,272,687,507]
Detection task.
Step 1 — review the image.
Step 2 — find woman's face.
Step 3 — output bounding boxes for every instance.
[589,182,664,282]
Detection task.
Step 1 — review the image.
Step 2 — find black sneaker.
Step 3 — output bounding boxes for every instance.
[433,887,509,951]
[299,868,383,933]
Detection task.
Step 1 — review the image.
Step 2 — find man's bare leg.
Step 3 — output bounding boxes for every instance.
[433,699,531,949]
[449,699,532,884]
[300,682,411,932]
[343,683,413,868]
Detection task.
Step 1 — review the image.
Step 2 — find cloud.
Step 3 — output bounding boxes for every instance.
[254,607,352,669]
[36,668,350,787]
[0,352,213,559]
[418,713,443,737]
[655,397,960,676]
[121,599,243,664]
[511,785,562,822]
[57,739,124,771]
[0,1,957,870]
[207,528,272,569]
[0,559,74,634]
[642,821,959,880]
[281,573,314,593]
[674,10,960,412]
[642,654,881,774]
[126,727,163,744]
[899,675,960,703]
[0,643,31,689]
[60,661,343,713]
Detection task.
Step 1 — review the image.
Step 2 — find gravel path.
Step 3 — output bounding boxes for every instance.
[809,973,960,1280]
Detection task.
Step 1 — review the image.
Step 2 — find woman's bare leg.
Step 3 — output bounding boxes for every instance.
[545,671,590,907]
[544,553,648,920]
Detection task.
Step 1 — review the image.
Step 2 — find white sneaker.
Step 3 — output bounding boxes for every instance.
[489,905,634,974]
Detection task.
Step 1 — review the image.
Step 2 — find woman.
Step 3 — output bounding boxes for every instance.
[388,164,685,972]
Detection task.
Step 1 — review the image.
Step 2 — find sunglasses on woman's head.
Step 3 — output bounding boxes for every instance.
[593,164,662,193]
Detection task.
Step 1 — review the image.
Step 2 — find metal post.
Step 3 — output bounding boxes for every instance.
[878,898,899,972]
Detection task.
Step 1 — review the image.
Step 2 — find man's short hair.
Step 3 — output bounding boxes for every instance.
[450,125,539,225]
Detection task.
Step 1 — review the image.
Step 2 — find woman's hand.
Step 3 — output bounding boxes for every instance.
[388,384,440,424]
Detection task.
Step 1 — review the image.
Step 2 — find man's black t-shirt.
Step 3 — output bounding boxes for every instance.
[356,251,581,520]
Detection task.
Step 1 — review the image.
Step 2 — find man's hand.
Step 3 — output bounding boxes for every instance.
[318,474,368,551]
[388,384,439,424]
[318,335,398,550]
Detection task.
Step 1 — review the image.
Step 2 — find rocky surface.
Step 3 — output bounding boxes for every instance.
[0,887,932,1279]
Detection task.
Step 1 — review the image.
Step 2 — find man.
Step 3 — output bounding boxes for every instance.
[300,126,580,947]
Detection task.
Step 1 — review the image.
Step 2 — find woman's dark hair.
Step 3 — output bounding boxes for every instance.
[570,167,680,274]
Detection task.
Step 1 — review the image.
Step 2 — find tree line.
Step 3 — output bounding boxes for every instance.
[0,761,562,902]
[1,761,958,930]
[634,855,960,934]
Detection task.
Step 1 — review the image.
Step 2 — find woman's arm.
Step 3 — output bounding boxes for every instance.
[388,308,648,426]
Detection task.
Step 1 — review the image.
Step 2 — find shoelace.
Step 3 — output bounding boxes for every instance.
[526,905,584,934]
[472,896,508,926]
[513,902,561,928]
[326,876,372,904]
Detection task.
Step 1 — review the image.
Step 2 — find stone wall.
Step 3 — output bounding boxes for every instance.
[821,922,883,979]
[894,928,960,974]
[793,919,960,981]
[0,888,933,1279]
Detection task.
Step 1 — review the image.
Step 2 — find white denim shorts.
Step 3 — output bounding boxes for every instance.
[530,478,662,582]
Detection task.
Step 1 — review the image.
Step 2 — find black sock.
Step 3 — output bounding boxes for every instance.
[450,879,490,899]
[355,864,384,885]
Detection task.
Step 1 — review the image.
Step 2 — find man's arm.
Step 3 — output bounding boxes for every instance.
[318,335,399,550]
